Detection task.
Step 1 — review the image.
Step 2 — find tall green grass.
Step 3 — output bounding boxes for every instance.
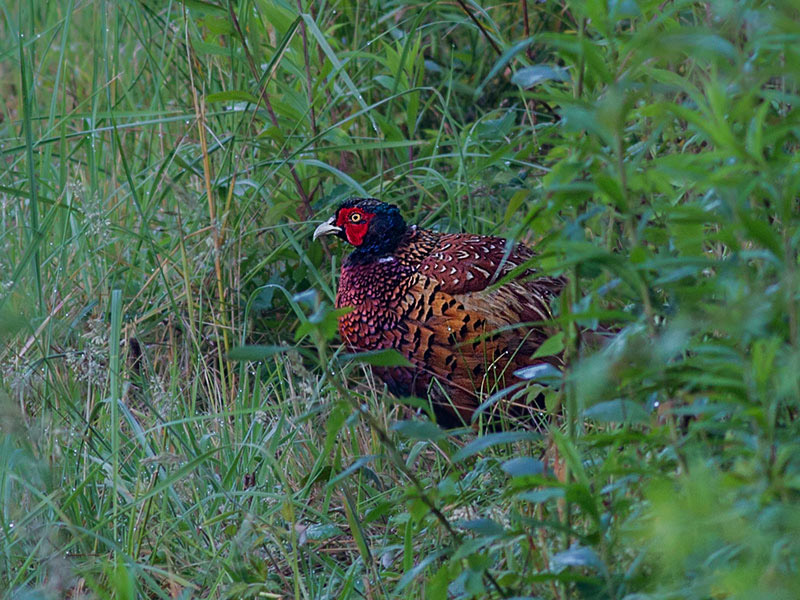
[1,0,799,598]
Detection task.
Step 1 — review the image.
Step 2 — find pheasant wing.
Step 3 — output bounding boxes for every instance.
[390,234,564,422]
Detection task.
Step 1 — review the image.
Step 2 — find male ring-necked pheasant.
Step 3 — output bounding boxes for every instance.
[313,198,565,427]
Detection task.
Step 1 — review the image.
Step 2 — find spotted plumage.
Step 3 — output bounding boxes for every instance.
[313,198,565,426]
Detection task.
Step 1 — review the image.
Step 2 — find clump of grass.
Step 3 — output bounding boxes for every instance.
[2,0,799,598]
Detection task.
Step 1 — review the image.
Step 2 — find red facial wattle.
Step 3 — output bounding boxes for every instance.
[344,222,369,246]
[336,207,375,246]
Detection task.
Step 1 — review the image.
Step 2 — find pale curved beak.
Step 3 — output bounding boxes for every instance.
[313,217,342,241]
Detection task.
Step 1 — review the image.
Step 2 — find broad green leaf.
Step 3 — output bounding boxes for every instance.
[453,431,540,462]
[183,0,226,15]
[326,455,378,488]
[395,549,446,593]
[583,399,649,424]
[502,457,544,477]
[739,212,783,258]
[459,518,505,537]
[503,189,527,227]
[475,37,535,97]
[550,545,606,574]
[517,488,565,503]
[513,363,562,383]
[206,90,258,104]
[532,332,564,359]
[391,419,447,441]
[340,348,413,367]
[511,65,570,88]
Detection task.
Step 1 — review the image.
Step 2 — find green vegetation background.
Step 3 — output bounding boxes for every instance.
[1,0,799,598]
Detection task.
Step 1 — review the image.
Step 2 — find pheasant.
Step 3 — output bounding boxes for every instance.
[313,198,565,427]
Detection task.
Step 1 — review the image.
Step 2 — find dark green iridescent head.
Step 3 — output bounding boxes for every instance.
[313,198,408,263]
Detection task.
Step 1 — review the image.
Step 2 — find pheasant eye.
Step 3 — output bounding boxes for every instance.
[350,213,362,222]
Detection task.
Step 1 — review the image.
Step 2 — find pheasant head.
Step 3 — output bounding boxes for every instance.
[313,198,407,264]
